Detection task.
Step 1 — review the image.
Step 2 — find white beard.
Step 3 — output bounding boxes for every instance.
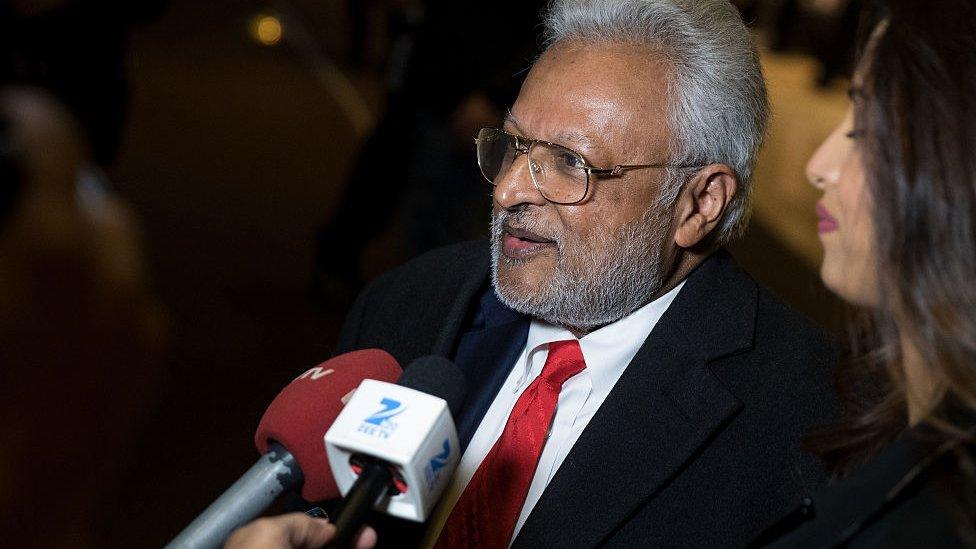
[490,205,671,331]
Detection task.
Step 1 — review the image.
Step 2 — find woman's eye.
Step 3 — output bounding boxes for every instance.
[845,129,865,139]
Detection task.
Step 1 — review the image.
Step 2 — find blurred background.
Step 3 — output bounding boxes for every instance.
[0,0,856,546]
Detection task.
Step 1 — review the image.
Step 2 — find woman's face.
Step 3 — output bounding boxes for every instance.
[805,106,880,307]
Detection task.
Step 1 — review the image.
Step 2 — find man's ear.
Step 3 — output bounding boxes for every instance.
[673,164,738,248]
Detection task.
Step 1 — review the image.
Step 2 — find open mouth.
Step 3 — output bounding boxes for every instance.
[501,223,556,258]
[506,224,555,244]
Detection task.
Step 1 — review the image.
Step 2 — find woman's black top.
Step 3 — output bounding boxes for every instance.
[753,427,974,548]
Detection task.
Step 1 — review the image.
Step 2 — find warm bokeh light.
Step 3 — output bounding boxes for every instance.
[251,14,283,46]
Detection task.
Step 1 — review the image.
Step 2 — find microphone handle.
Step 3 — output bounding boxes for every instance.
[327,458,394,549]
[165,443,303,549]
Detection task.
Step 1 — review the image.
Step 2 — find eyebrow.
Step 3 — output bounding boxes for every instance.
[503,110,524,133]
[503,109,599,151]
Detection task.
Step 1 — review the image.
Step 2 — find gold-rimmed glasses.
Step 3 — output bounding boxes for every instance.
[475,127,702,205]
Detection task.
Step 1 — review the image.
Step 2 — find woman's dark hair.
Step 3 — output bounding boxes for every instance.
[806,0,976,507]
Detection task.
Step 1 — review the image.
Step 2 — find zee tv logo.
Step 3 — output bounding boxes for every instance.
[357,397,406,439]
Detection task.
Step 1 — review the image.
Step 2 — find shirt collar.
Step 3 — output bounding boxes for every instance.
[524,280,686,392]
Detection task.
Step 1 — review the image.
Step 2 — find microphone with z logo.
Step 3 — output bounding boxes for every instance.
[324,355,467,549]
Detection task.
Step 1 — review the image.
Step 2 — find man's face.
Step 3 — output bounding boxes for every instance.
[491,41,680,330]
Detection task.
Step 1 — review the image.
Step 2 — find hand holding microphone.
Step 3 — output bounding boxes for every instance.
[224,513,376,549]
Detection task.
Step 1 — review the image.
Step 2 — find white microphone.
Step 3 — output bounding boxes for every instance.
[324,356,466,547]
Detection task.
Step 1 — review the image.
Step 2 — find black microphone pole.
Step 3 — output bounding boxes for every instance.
[327,459,394,549]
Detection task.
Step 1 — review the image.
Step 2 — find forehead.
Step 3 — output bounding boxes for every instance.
[509,41,674,156]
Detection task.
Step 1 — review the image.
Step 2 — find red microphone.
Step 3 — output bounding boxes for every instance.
[166,349,401,549]
[255,348,401,502]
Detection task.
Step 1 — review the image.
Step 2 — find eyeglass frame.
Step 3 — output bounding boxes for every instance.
[475,126,705,205]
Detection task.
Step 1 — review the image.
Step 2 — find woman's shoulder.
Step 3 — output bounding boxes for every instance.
[759,429,975,548]
[850,459,974,548]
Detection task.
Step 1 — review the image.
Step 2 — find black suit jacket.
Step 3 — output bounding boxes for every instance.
[335,240,838,548]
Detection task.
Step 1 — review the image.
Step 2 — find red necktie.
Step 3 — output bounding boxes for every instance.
[434,339,587,549]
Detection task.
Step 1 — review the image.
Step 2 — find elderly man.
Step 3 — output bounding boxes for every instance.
[327,1,836,547]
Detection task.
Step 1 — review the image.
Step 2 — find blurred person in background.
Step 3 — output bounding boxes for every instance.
[313,0,547,307]
[0,88,160,547]
[806,0,862,87]
[0,0,166,545]
[1,0,167,165]
[736,0,861,86]
[754,0,976,545]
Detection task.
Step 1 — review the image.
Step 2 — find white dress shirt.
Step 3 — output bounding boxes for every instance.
[423,281,686,547]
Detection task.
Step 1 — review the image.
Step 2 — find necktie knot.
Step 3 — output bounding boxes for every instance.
[542,340,586,386]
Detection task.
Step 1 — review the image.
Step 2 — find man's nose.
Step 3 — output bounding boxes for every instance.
[493,152,549,209]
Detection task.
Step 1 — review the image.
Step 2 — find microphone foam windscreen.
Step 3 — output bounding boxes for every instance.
[398,356,467,420]
[255,349,401,502]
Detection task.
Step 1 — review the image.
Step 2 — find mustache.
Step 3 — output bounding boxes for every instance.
[491,209,562,247]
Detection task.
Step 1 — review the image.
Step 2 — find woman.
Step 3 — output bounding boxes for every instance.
[756,0,976,546]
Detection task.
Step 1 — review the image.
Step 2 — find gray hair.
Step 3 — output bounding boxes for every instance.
[542,0,769,241]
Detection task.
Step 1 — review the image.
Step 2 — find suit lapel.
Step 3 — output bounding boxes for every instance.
[431,248,491,358]
[513,250,758,548]
[453,317,530,450]
[423,249,531,450]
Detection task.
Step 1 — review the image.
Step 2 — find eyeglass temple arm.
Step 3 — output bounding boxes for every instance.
[588,162,706,177]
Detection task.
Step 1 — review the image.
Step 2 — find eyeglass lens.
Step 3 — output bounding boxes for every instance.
[476,128,588,204]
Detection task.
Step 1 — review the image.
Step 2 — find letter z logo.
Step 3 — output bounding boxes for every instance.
[364,398,405,426]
